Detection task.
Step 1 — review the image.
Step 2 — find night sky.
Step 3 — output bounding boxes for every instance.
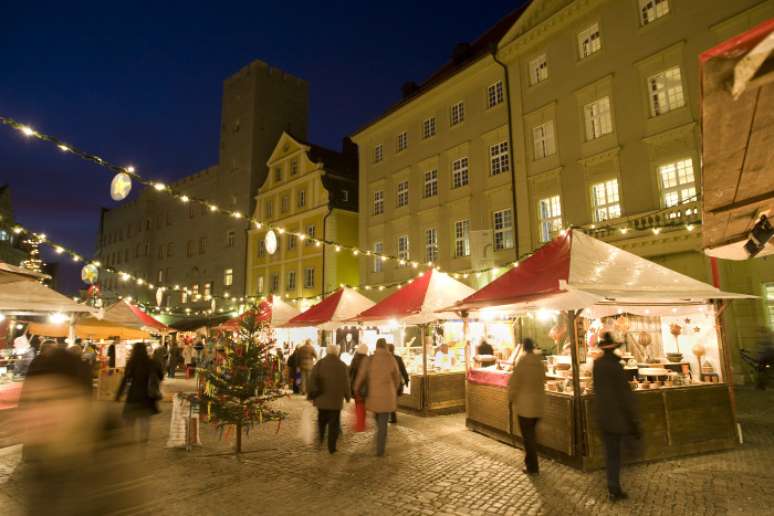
[1,1,527,293]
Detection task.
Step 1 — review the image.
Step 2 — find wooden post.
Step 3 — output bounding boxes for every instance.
[567,310,585,457]
[715,300,737,423]
[422,323,429,415]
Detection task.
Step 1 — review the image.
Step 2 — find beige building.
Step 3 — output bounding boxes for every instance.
[246,132,359,304]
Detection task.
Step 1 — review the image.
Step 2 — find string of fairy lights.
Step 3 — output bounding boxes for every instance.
[1,115,703,318]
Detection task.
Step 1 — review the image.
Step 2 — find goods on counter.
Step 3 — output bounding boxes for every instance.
[666,352,684,363]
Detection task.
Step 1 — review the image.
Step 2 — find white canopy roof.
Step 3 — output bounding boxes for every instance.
[0,264,96,315]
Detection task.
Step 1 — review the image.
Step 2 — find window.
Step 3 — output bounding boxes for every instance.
[287,271,296,291]
[287,233,296,250]
[538,195,563,243]
[374,144,384,163]
[591,179,622,222]
[199,236,207,255]
[584,97,613,140]
[487,81,504,108]
[529,54,549,85]
[764,284,774,329]
[397,235,409,264]
[454,220,470,257]
[451,157,469,188]
[257,276,265,295]
[533,122,556,159]
[342,190,349,202]
[158,245,164,259]
[305,225,315,246]
[297,190,306,208]
[648,66,684,116]
[450,101,464,126]
[639,0,669,25]
[578,23,601,59]
[490,141,510,176]
[270,273,279,293]
[224,268,234,287]
[373,241,383,273]
[166,242,174,257]
[493,209,514,251]
[186,240,194,257]
[425,228,438,263]
[304,267,315,289]
[659,159,696,208]
[145,218,152,230]
[135,243,141,258]
[192,284,200,296]
[144,242,150,256]
[265,200,273,219]
[227,230,235,248]
[204,282,212,298]
[422,117,436,139]
[274,167,282,182]
[423,169,438,198]
[290,159,299,176]
[181,291,189,304]
[157,269,165,283]
[281,195,289,213]
[0,230,7,241]
[396,131,408,152]
[397,181,409,208]
[373,190,384,215]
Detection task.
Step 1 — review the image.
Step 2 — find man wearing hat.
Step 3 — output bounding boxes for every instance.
[593,332,640,502]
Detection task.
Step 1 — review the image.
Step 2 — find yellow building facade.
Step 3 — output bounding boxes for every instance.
[246,132,359,304]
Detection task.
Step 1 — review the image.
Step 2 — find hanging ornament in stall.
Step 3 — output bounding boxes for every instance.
[110,172,132,201]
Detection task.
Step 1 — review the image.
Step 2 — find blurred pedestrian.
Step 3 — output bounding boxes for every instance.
[167,343,180,378]
[106,342,116,368]
[309,343,351,453]
[593,332,640,502]
[350,343,369,432]
[298,339,317,395]
[508,338,545,475]
[151,343,168,370]
[387,343,409,424]
[354,338,400,456]
[287,346,300,393]
[116,342,164,442]
[756,327,774,389]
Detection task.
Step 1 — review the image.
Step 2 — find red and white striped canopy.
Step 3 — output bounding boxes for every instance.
[284,287,375,330]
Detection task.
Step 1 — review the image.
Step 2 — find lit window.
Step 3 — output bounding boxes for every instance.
[422,117,436,139]
[374,144,384,163]
[584,97,613,140]
[290,159,299,176]
[533,121,556,159]
[304,268,315,289]
[397,235,409,265]
[764,283,774,329]
[204,282,212,298]
[487,81,504,108]
[257,276,264,294]
[258,240,266,257]
[373,241,383,273]
[450,101,464,126]
[639,0,669,26]
[181,291,189,304]
[224,268,234,287]
[270,273,279,293]
[227,230,235,248]
[373,190,384,215]
[659,159,696,209]
[397,131,408,152]
[591,179,621,222]
[578,23,602,59]
[157,269,165,283]
[538,195,562,243]
[274,167,282,182]
[490,141,510,176]
[397,181,409,208]
[451,157,469,189]
[454,220,470,258]
[297,190,306,208]
[287,271,296,291]
[192,284,199,296]
[529,54,549,85]
[425,228,438,263]
[281,195,289,213]
[493,209,514,251]
[287,233,296,250]
[305,225,315,246]
[424,169,438,198]
[648,66,684,116]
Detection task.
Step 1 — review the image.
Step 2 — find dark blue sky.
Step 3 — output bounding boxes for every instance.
[1,1,526,292]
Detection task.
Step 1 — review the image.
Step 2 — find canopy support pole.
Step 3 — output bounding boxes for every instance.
[567,310,585,458]
[715,300,737,425]
[421,323,428,416]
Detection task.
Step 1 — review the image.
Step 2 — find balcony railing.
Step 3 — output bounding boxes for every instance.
[582,200,701,240]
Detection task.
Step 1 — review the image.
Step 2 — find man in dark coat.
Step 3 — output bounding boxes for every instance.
[387,343,409,424]
[593,332,640,502]
[309,343,351,453]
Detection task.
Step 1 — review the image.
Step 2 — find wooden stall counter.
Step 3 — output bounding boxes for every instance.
[399,371,466,414]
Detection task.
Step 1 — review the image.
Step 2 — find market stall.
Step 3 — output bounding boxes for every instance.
[218,296,302,356]
[449,230,750,469]
[350,269,474,414]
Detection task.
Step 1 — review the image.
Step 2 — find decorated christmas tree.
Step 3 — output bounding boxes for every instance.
[201,302,285,453]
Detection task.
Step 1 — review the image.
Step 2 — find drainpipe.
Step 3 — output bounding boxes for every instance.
[321,203,333,297]
[491,45,520,260]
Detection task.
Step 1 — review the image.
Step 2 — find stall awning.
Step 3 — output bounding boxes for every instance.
[0,262,96,315]
[448,230,752,314]
[350,268,475,325]
[97,300,170,333]
[700,19,774,260]
[218,296,300,331]
[283,287,375,330]
[27,319,150,340]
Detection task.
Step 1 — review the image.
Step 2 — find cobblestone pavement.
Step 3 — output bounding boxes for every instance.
[1,385,773,516]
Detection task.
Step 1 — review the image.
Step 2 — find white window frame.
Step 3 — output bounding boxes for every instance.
[450,101,464,126]
[297,189,306,208]
[529,54,549,85]
[265,200,273,219]
[454,219,470,258]
[396,180,409,208]
[374,144,383,163]
[424,169,438,198]
[584,97,613,140]
[489,141,510,176]
[487,81,504,108]
[422,117,436,139]
[304,268,315,289]
[658,158,696,209]
[639,0,669,26]
[226,230,235,248]
[281,195,289,213]
[538,195,563,243]
[305,224,316,246]
[397,131,408,152]
[425,227,438,263]
[591,179,622,222]
[532,121,556,160]
[578,23,601,59]
[287,233,296,250]
[287,271,296,291]
[493,209,514,251]
[290,158,299,176]
[257,276,264,294]
[397,235,409,265]
[451,157,469,189]
[224,268,234,287]
[373,190,384,215]
[648,66,685,117]
[270,273,279,293]
[373,241,384,273]
[274,167,282,182]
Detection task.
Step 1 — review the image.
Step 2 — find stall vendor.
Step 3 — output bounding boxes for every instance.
[476,338,496,367]
[434,343,457,370]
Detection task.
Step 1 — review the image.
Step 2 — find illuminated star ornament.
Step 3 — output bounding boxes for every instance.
[81,263,99,285]
[110,172,133,201]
